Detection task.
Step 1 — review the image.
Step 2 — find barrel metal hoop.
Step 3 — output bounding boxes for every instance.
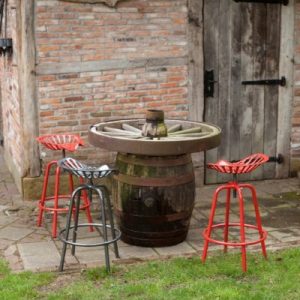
[121,234,187,247]
[115,209,192,223]
[117,153,192,167]
[120,226,188,238]
[115,172,195,187]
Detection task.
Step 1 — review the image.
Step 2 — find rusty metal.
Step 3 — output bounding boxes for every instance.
[142,109,168,138]
[116,153,192,167]
[119,226,189,247]
[115,172,195,187]
[114,210,191,223]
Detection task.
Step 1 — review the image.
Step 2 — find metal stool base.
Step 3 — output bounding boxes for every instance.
[59,223,121,247]
[38,195,89,213]
[59,183,121,273]
[201,181,267,272]
[203,223,267,246]
[37,161,93,238]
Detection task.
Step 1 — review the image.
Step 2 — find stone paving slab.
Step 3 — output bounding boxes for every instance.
[18,241,61,271]
[154,242,197,256]
[0,226,34,241]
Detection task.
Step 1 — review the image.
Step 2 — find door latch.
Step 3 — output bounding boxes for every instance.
[204,70,217,97]
[268,154,284,164]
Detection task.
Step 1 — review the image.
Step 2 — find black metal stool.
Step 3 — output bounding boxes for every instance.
[58,157,121,272]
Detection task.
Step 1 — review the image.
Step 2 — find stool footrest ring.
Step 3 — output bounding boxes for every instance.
[38,196,90,213]
[59,223,121,247]
[202,222,267,247]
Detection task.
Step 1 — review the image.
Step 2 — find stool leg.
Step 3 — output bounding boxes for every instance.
[71,189,82,256]
[52,165,60,238]
[59,189,76,272]
[236,186,247,272]
[37,162,53,227]
[224,187,231,253]
[101,186,120,259]
[68,173,74,194]
[202,186,224,263]
[241,184,267,259]
[96,187,110,272]
[80,178,94,232]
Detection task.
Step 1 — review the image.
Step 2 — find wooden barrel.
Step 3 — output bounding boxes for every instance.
[113,153,195,247]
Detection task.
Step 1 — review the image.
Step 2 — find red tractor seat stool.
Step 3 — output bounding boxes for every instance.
[202,153,269,272]
[36,134,93,238]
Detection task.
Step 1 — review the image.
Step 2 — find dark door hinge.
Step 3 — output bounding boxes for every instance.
[204,70,217,98]
[242,76,286,87]
[234,0,288,5]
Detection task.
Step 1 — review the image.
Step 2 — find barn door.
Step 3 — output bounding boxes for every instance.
[204,0,289,183]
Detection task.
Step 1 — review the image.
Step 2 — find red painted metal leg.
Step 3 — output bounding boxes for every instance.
[241,183,267,259]
[236,185,247,272]
[37,163,50,226]
[202,184,230,263]
[224,187,231,253]
[52,164,60,238]
[37,161,57,227]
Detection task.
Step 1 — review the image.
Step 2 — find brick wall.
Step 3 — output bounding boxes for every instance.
[36,0,187,63]
[35,0,189,165]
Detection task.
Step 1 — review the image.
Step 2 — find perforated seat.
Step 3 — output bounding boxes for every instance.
[36,134,84,152]
[58,157,116,180]
[207,153,269,174]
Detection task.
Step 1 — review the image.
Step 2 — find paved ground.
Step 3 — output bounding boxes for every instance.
[0,151,300,273]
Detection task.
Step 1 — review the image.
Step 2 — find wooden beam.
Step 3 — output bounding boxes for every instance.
[187,0,205,186]
[276,0,294,177]
[18,0,40,177]
[36,57,187,75]
[187,0,204,122]
[59,0,123,7]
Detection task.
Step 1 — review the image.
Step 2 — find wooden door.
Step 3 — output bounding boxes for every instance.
[203,0,290,183]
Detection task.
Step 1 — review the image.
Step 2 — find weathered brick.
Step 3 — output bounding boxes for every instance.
[64,96,85,102]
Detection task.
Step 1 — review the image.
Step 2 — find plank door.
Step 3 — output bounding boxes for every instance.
[203,0,290,183]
